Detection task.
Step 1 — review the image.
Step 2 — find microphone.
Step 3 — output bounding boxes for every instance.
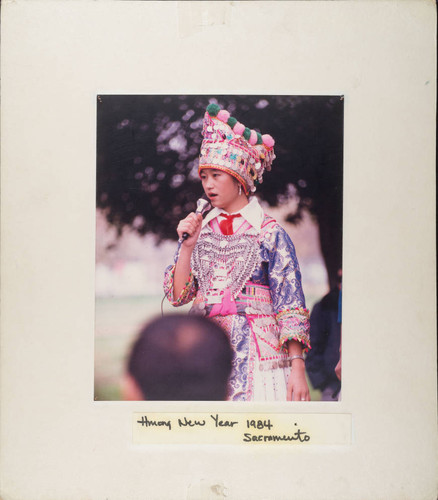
[181,195,211,241]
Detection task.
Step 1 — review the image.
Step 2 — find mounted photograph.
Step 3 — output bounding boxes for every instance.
[95,94,344,402]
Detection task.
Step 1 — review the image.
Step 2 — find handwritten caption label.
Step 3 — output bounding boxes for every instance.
[132,413,351,445]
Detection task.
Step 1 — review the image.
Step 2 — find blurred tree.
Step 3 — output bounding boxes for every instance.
[96,95,343,288]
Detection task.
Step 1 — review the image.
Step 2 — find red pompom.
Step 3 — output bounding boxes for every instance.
[217,110,230,122]
[233,122,245,135]
[249,130,258,145]
[262,134,275,148]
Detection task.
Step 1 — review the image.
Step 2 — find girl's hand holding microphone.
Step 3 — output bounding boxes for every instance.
[177,212,203,248]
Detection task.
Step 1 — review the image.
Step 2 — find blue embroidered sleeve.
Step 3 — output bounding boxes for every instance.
[261,223,311,351]
[163,245,197,306]
[163,263,197,306]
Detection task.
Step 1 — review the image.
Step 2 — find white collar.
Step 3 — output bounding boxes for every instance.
[202,197,264,233]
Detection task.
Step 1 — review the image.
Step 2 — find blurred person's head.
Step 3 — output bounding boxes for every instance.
[123,314,232,401]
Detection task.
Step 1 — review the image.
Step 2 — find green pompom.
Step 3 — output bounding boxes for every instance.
[206,103,220,116]
[256,132,263,144]
[227,117,237,128]
[243,127,251,140]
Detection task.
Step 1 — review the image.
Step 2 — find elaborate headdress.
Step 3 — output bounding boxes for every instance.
[198,103,276,195]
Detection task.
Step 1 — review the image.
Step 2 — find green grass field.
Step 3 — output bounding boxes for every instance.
[94,294,191,400]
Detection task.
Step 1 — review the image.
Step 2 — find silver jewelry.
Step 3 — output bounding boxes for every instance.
[290,355,305,363]
[191,229,260,299]
[238,184,242,196]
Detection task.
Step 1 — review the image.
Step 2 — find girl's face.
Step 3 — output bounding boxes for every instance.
[200,169,248,213]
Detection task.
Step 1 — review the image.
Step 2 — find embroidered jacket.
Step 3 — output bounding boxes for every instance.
[163,207,310,352]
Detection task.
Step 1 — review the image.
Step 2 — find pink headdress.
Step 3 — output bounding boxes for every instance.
[198,103,276,195]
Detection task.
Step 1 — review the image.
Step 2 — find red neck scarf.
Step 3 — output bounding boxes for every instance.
[219,213,241,235]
